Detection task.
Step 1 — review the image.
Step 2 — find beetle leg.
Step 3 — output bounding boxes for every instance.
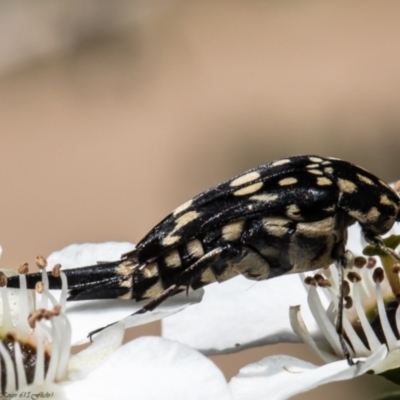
[363,231,400,262]
[336,254,356,366]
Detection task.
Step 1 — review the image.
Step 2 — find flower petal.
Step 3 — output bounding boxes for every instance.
[66,289,204,345]
[162,274,321,355]
[64,336,233,400]
[68,322,125,380]
[229,345,387,400]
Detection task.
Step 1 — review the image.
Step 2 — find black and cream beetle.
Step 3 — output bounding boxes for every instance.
[7,155,400,364]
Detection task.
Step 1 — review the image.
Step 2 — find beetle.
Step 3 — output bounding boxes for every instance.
[7,155,400,364]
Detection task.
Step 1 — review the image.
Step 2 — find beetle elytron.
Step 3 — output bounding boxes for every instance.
[7,155,400,364]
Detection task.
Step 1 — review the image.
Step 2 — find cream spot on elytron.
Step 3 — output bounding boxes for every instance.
[357,173,375,186]
[279,177,298,186]
[309,157,323,163]
[317,177,333,186]
[162,235,180,246]
[230,171,261,187]
[271,159,291,167]
[163,211,200,246]
[308,169,323,176]
[174,211,199,231]
[222,221,245,241]
[380,194,393,206]
[173,199,193,216]
[250,193,279,202]
[366,207,380,222]
[337,178,357,193]
[234,182,263,196]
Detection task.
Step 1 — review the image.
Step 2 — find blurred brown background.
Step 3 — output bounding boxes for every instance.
[1,1,400,398]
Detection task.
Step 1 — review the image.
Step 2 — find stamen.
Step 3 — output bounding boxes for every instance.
[304,276,316,286]
[56,313,71,381]
[393,263,400,274]
[52,264,61,277]
[289,305,337,363]
[374,271,398,351]
[344,296,353,309]
[36,281,44,294]
[367,257,377,269]
[14,341,27,388]
[0,284,12,331]
[0,340,16,392]
[45,314,60,383]
[33,321,45,385]
[325,287,370,356]
[307,286,343,357]
[347,271,361,282]
[373,267,385,283]
[36,256,47,270]
[15,274,31,337]
[354,256,367,268]
[318,279,331,288]
[38,258,49,310]
[351,278,381,351]
[312,274,330,287]
[0,272,7,287]
[17,263,29,275]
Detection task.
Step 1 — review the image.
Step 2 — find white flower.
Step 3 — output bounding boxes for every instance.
[6,214,399,399]
[0,245,224,400]
[163,219,400,397]
[0,257,124,398]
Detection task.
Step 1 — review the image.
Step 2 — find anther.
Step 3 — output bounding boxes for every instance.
[314,274,331,287]
[344,296,353,309]
[52,264,61,277]
[347,271,362,283]
[35,281,44,294]
[366,257,377,269]
[28,310,46,328]
[343,280,350,297]
[373,267,384,283]
[304,276,316,286]
[0,271,8,287]
[36,255,48,269]
[354,256,367,268]
[393,263,400,274]
[6,332,17,342]
[52,305,61,316]
[313,274,324,283]
[17,262,29,274]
